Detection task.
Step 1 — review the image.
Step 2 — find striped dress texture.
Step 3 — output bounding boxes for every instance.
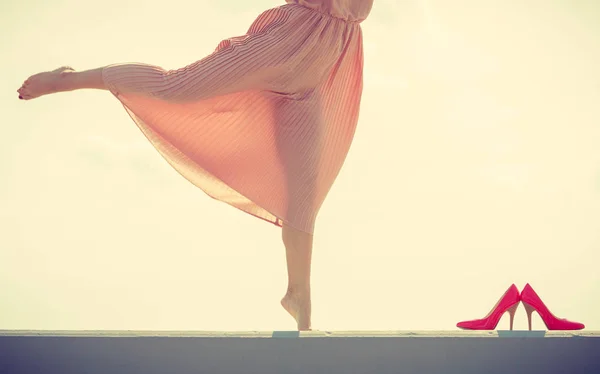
[102,0,374,234]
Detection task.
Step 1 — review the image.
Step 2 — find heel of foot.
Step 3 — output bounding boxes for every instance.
[57,68,77,92]
[59,66,76,76]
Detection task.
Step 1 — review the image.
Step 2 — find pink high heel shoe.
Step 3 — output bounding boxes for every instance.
[520,283,585,331]
[457,284,521,330]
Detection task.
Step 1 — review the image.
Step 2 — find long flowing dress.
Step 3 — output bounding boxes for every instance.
[102,0,374,234]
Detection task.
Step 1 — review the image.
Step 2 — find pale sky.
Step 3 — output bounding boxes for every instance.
[1,0,599,331]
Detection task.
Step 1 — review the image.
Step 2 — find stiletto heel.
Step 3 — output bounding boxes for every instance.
[520,283,585,331]
[507,302,519,331]
[457,284,521,331]
[523,301,535,331]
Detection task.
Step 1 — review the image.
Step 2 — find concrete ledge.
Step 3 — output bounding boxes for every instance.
[1,330,599,374]
[1,329,599,338]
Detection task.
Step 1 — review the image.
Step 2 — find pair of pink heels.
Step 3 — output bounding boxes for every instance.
[457,283,585,331]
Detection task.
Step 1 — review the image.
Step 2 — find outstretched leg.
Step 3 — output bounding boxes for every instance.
[280,223,313,331]
[17,66,107,100]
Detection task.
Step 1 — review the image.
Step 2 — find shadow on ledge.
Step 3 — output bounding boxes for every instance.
[0,330,599,374]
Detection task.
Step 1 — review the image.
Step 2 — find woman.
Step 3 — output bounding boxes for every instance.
[16,0,374,331]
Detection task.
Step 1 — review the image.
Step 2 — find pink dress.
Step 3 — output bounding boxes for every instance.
[102,0,374,234]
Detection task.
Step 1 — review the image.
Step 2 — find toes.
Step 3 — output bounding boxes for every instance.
[18,87,31,98]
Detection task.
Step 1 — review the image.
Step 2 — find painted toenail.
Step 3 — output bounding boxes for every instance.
[19,95,23,99]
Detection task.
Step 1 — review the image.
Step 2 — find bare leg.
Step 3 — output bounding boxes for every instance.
[280,223,313,331]
[17,66,107,100]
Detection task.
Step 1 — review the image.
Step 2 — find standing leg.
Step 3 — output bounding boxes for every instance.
[280,223,313,331]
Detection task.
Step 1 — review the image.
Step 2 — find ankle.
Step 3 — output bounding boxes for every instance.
[285,286,311,299]
[57,70,75,92]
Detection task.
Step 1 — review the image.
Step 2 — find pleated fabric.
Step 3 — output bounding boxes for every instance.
[102,0,373,234]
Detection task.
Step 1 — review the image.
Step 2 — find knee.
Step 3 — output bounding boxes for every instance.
[281,223,313,249]
[282,223,294,248]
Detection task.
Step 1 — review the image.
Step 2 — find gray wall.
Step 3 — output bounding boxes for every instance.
[1,334,599,374]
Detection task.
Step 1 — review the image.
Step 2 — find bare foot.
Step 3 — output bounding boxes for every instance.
[17,66,75,100]
[281,292,312,331]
